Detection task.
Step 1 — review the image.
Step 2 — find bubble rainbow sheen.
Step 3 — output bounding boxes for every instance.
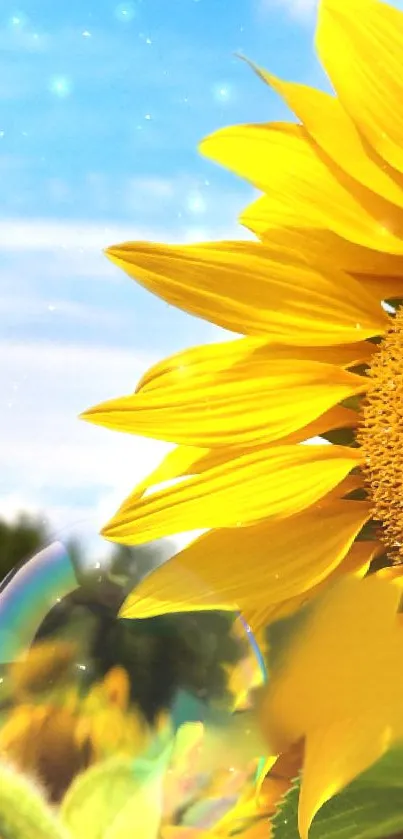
[0,542,79,663]
[0,539,269,831]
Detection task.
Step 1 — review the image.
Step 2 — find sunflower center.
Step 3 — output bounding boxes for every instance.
[358,306,403,561]
[357,309,403,562]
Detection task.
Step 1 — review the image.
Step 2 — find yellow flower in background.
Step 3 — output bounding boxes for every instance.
[0,702,93,803]
[81,0,403,635]
[0,665,152,801]
[71,665,153,761]
[8,639,77,700]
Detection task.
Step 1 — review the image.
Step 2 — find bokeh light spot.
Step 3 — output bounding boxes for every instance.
[114,2,137,22]
[48,76,73,98]
[212,83,232,103]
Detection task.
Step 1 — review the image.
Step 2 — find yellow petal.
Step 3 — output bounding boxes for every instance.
[132,445,206,498]
[239,217,403,302]
[317,0,403,175]
[200,122,403,253]
[119,499,369,619]
[299,719,390,839]
[245,60,403,209]
[120,404,357,511]
[376,565,403,589]
[241,209,403,287]
[262,575,402,750]
[104,444,362,545]
[247,538,381,635]
[105,240,387,343]
[278,405,359,447]
[137,338,375,394]
[361,275,403,303]
[83,351,366,448]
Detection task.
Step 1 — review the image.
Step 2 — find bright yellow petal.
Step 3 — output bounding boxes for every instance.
[361,275,403,303]
[82,351,366,448]
[317,0,403,175]
[239,217,403,303]
[105,240,387,343]
[103,444,362,545]
[241,211,403,287]
[261,575,402,751]
[137,338,375,393]
[119,499,369,619]
[245,60,403,208]
[299,719,390,839]
[246,538,381,635]
[119,404,358,511]
[200,122,403,253]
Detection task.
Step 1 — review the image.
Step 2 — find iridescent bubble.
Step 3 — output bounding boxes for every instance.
[0,535,266,826]
[114,2,137,22]
[48,76,73,98]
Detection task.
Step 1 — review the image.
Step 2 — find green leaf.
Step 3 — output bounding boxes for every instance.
[272,747,403,839]
[0,761,71,839]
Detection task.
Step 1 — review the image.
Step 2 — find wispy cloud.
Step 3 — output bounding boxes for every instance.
[0,218,155,251]
[0,296,126,328]
[259,0,317,21]
[0,210,239,543]
[0,337,170,541]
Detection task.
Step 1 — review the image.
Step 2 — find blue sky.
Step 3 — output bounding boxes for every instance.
[0,0,325,554]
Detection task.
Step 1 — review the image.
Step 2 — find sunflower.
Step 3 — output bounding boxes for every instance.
[81,0,403,637]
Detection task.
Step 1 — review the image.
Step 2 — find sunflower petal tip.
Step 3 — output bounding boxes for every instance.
[78,410,88,422]
[100,520,115,539]
[104,244,126,263]
[78,405,100,424]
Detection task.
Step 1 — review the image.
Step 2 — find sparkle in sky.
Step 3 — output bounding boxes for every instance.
[48,75,73,97]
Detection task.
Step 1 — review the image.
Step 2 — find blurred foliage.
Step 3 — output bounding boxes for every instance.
[36,586,244,724]
[0,514,246,725]
[0,514,49,582]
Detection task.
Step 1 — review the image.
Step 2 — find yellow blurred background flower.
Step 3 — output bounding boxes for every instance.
[0,659,152,801]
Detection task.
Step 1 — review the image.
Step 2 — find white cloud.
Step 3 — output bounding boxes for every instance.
[0,214,249,549]
[0,218,153,252]
[0,338,171,540]
[260,0,317,20]
[0,216,249,253]
[0,295,128,327]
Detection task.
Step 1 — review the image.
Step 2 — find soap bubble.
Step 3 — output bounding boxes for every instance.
[0,532,266,831]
